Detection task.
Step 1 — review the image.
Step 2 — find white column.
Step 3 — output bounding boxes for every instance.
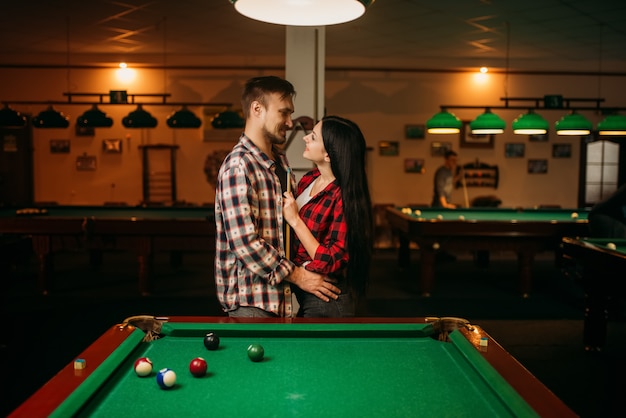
[284,26,325,175]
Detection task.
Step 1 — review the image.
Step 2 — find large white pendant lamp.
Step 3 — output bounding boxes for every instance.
[230,0,374,26]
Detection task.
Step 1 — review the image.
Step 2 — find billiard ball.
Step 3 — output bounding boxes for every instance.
[189,357,208,377]
[134,357,153,377]
[571,212,578,219]
[432,242,440,250]
[204,332,220,350]
[458,215,465,221]
[156,368,176,389]
[413,210,421,216]
[436,214,443,220]
[247,344,264,362]
[606,242,617,250]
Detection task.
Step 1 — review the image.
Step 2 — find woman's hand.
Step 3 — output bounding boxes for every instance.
[283,191,300,227]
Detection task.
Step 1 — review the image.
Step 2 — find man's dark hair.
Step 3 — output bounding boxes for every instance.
[241,76,296,119]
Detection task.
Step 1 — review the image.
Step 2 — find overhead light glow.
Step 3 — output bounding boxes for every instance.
[230,0,372,26]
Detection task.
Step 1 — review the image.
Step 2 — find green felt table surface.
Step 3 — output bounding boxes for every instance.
[577,237,626,254]
[1,205,214,220]
[53,322,538,418]
[395,206,589,222]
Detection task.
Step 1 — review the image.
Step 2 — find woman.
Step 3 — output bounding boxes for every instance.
[283,115,373,317]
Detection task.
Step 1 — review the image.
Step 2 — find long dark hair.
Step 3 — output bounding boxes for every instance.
[321,115,373,295]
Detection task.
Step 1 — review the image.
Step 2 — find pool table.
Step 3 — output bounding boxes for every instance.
[561,237,626,351]
[8,316,575,418]
[387,206,589,297]
[0,205,215,295]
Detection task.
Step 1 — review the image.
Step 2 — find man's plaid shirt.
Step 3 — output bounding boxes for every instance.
[214,134,294,315]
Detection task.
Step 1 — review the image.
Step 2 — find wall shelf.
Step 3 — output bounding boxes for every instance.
[462,159,499,188]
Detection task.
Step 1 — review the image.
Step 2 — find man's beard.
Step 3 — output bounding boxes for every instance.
[263,125,287,145]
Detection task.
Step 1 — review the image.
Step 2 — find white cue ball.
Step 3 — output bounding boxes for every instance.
[432,242,440,250]
[606,242,617,250]
[436,214,443,220]
[571,212,578,219]
[458,215,465,221]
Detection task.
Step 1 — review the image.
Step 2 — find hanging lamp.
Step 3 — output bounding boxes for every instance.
[597,114,626,136]
[166,106,201,128]
[555,112,592,136]
[0,104,27,127]
[32,106,70,128]
[77,105,113,128]
[470,109,505,134]
[122,105,157,128]
[426,109,462,134]
[230,0,373,26]
[211,110,245,129]
[511,110,549,135]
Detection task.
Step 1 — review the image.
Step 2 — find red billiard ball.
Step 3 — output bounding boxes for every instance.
[189,357,208,377]
[204,332,220,350]
[134,357,153,377]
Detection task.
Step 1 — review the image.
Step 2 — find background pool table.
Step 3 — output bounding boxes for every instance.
[8,316,575,418]
[561,237,626,351]
[0,205,215,295]
[387,206,589,297]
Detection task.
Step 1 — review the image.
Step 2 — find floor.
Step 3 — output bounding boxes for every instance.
[1,246,625,417]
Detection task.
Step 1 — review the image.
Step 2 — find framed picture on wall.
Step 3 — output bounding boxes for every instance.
[404,158,425,173]
[460,122,494,149]
[528,159,548,174]
[378,141,399,156]
[552,143,572,158]
[504,143,525,158]
[431,141,452,156]
[405,124,425,139]
[102,139,122,153]
[50,139,70,154]
[75,125,95,137]
[76,153,97,171]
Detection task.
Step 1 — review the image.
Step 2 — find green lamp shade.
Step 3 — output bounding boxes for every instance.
[122,105,157,128]
[555,112,592,136]
[426,110,462,134]
[211,110,245,129]
[470,110,505,134]
[77,105,113,128]
[0,104,27,127]
[32,106,69,128]
[167,106,201,128]
[512,111,549,135]
[597,114,626,136]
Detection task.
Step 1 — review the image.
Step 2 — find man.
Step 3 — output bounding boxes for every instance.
[432,150,462,208]
[214,76,340,318]
[589,183,626,238]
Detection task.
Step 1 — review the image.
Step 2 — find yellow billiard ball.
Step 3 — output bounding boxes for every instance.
[606,242,617,250]
[571,212,578,219]
[436,214,443,220]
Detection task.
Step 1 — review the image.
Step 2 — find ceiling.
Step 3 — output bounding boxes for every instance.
[1,0,626,73]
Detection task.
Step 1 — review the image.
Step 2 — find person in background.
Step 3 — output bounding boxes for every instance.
[588,183,626,238]
[432,150,463,208]
[214,76,340,318]
[282,116,373,317]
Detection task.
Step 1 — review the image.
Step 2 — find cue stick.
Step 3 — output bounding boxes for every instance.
[461,171,470,208]
[285,168,292,259]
